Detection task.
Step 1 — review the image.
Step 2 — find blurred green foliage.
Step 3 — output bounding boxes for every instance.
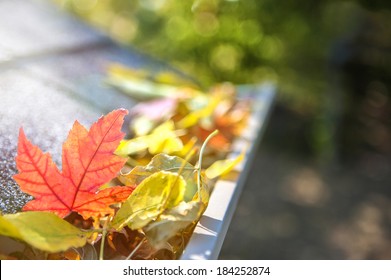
[53,0,350,104]
[54,0,391,160]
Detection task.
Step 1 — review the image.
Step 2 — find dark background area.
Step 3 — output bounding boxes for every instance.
[53,0,391,259]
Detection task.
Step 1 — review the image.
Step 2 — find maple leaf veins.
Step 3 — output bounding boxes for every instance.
[13,109,134,219]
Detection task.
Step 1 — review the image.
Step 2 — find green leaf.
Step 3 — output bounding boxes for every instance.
[0,212,91,253]
[118,153,198,201]
[205,150,245,179]
[144,201,204,248]
[111,171,186,230]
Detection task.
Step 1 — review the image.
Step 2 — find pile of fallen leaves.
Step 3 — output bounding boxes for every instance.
[0,65,250,260]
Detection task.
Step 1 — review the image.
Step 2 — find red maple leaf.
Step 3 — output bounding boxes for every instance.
[13,109,134,219]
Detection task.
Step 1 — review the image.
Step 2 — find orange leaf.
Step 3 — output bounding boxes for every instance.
[13,109,134,219]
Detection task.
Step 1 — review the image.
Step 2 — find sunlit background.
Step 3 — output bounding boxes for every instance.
[52,0,391,259]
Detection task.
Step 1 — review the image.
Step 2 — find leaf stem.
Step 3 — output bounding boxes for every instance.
[99,218,110,260]
[126,237,146,260]
[197,130,218,201]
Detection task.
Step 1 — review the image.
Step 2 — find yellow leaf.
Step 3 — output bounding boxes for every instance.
[148,121,183,154]
[0,212,91,253]
[205,150,245,179]
[177,94,222,129]
[115,137,150,156]
[115,121,183,156]
[173,136,197,158]
[106,76,176,101]
[109,63,149,81]
[111,171,186,230]
[107,64,198,101]
[144,201,204,248]
[131,116,156,136]
[177,92,224,128]
[118,153,198,201]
